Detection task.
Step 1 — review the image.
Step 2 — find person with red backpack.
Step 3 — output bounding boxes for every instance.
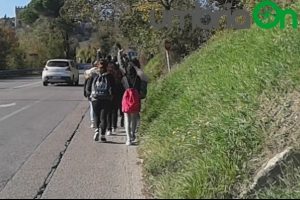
[122,65,141,146]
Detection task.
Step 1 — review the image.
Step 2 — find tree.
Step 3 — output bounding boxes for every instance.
[0,27,20,69]
[19,8,39,24]
[18,19,67,68]
[29,0,64,17]
[20,0,78,59]
[160,0,174,10]
[119,0,209,57]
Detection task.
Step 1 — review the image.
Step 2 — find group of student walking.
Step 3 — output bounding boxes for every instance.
[83,47,148,146]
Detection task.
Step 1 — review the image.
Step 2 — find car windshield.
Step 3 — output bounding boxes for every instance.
[47,61,69,67]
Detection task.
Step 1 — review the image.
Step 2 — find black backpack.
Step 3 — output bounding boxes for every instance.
[91,73,112,100]
[140,80,148,99]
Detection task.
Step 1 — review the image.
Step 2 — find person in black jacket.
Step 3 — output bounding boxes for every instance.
[85,59,116,142]
[106,62,125,135]
[83,62,97,129]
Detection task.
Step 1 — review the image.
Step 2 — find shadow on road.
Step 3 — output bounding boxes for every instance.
[0,75,41,81]
[101,141,126,145]
[47,83,84,87]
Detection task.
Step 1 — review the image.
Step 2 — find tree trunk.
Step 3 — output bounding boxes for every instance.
[62,30,71,59]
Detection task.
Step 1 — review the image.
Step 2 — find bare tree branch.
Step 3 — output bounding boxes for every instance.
[159,0,174,10]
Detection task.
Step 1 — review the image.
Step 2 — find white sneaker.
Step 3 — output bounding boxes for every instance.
[113,128,117,134]
[94,132,99,141]
[107,130,112,136]
[91,121,96,128]
[126,140,131,146]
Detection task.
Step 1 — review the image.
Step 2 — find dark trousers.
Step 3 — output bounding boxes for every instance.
[107,98,124,130]
[92,100,112,135]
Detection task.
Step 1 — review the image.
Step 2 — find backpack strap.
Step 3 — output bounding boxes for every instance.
[132,75,137,89]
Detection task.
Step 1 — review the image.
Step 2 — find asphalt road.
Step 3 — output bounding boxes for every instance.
[0,75,85,192]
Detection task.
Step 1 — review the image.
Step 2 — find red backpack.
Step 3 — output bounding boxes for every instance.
[122,88,141,113]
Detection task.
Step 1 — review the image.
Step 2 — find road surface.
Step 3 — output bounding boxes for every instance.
[0,76,85,192]
[0,75,145,199]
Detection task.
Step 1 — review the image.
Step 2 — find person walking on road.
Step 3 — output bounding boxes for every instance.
[107,61,125,135]
[83,62,97,128]
[122,65,141,146]
[85,59,116,142]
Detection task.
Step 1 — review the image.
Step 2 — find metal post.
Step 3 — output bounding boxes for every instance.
[166,50,171,73]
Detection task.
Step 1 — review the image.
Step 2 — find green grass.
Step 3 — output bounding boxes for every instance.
[143,53,165,82]
[140,11,300,198]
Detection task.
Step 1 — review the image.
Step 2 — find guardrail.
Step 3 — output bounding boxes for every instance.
[0,69,43,78]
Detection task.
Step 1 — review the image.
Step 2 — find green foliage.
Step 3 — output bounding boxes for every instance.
[0,27,25,69]
[119,0,214,62]
[76,46,97,63]
[0,29,12,68]
[143,54,165,82]
[18,19,66,68]
[19,8,39,25]
[98,31,115,57]
[5,48,26,70]
[21,0,65,25]
[139,25,300,198]
[29,0,64,17]
[19,0,77,59]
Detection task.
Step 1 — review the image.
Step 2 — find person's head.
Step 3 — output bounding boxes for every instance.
[131,58,141,69]
[116,43,122,50]
[96,59,108,74]
[106,55,112,62]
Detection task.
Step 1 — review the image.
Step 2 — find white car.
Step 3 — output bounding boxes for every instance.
[42,59,79,86]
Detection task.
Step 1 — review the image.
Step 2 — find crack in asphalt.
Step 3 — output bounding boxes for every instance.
[33,111,87,199]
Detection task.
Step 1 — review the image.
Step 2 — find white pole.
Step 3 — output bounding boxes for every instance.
[166,50,171,73]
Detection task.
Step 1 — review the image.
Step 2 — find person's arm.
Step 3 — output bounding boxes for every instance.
[117,49,126,75]
[83,79,88,98]
[108,74,116,99]
[121,75,129,90]
[85,75,94,99]
[133,65,149,82]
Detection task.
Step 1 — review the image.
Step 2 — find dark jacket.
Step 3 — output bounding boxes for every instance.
[83,78,89,98]
[126,66,141,94]
[109,63,125,101]
[85,71,116,101]
[83,67,97,99]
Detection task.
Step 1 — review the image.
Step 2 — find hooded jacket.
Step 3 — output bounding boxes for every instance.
[83,67,97,98]
[84,69,116,101]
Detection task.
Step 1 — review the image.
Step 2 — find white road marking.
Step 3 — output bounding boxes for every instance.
[0,103,16,108]
[0,100,41,123]
[13,82,41,89]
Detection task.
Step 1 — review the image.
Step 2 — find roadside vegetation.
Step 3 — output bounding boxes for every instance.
[140,2,300,198]
[2,0,300,198]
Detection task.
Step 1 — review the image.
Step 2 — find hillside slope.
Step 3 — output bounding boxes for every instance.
[140,6,300,198]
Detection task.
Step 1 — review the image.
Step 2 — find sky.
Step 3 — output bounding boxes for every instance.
[0,0,31,18]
